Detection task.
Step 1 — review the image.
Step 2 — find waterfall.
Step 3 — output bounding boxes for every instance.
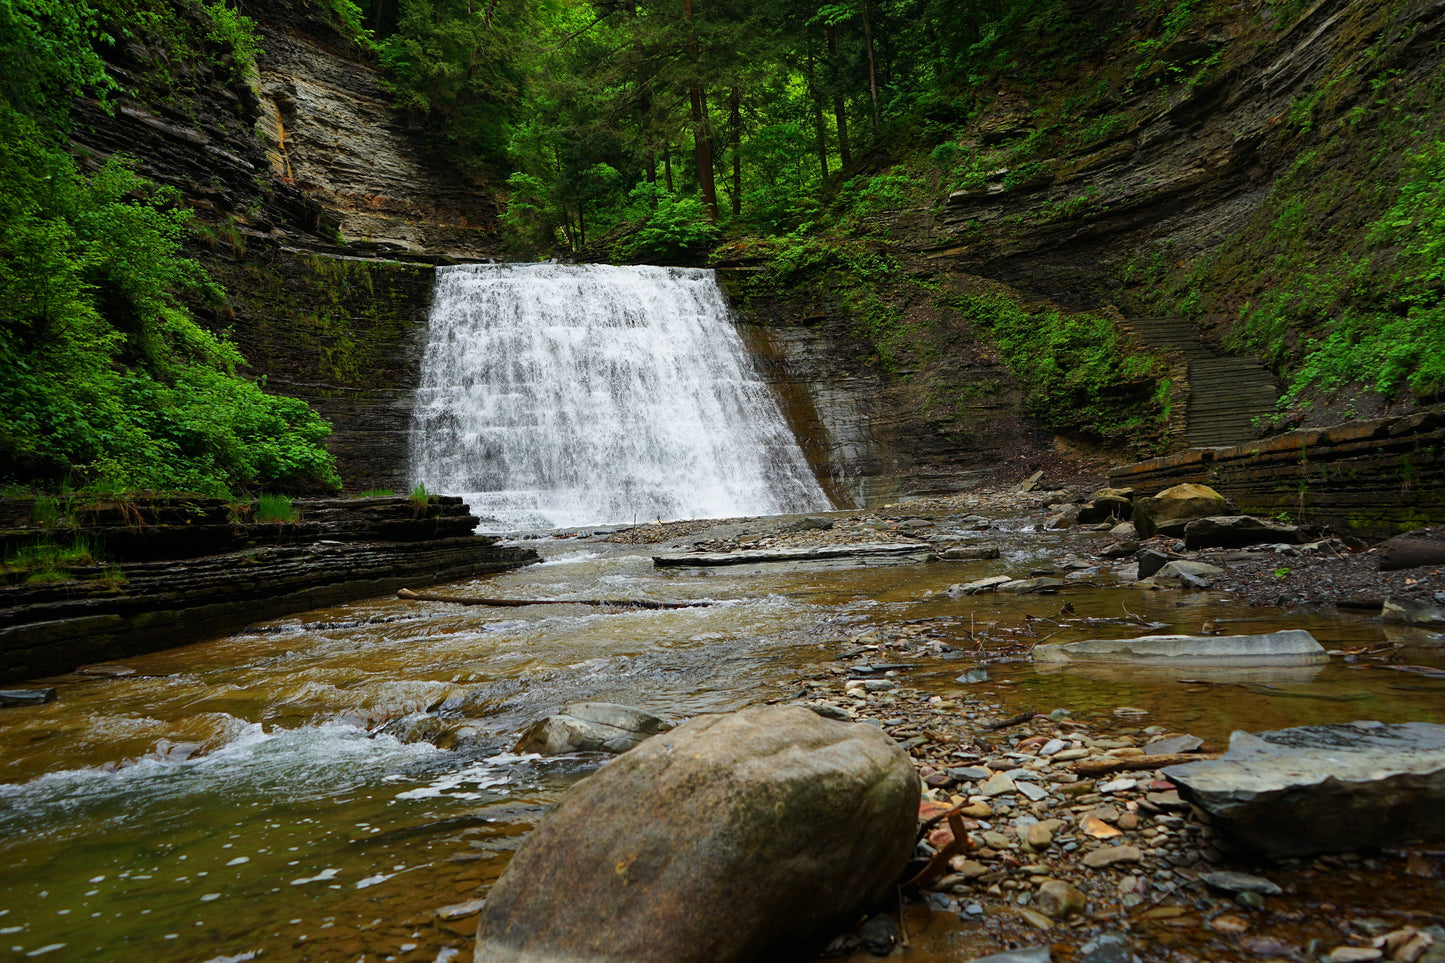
[409,263,833,530]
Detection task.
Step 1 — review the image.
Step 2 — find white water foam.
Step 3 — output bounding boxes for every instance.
[408,263,832,530]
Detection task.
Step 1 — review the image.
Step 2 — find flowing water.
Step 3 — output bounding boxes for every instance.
[407,263,831,531]
[3,524,1443,962]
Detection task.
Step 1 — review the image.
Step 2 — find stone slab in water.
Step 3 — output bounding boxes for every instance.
[1164,721,1445,858]
[652,542,931,567]
[1032,629,1328,665]
[474,704,919,963]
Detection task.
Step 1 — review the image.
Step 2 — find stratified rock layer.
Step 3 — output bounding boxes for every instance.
[0,495,536,683]
[474,705,920,963]
[1165,722,1445,858]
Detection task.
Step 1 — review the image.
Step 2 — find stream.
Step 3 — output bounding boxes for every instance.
[2,517,1444,962]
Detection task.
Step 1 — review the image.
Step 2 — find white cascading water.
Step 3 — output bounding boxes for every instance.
[408,263,833,530]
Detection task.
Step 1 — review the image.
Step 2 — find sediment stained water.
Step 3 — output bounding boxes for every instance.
[1,525,1442,961]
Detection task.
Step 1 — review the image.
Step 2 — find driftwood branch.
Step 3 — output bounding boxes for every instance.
[1073,752,1220,775]
[397,588,712,610]
[982,709,1036,731]
[904,810,972,892]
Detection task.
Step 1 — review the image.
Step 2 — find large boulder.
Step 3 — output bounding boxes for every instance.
[475,705,920,963]
[1183,515,1306,549]
[1164,721,1445,858]
[1032,629,1328,666]
[1133,484,1227,539]
[513,702,672,755]
[1378,530,1445,571]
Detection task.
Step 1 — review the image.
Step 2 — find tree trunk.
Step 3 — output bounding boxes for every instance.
[683,0,719,222]
[806,48,828,181]
[664,148,674,192]
[861,0,882,129]
[828,24,852,168]
[729,87,742,218]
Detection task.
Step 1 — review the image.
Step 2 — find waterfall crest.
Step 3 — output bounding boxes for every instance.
[409,263,832,530]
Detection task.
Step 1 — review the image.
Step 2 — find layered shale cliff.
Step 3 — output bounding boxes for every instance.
[67,0,508,492]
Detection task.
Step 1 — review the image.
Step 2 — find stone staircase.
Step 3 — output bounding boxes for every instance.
[1116,316,1280,449]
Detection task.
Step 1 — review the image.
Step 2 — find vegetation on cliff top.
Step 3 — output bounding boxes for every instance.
[0,0,338,496]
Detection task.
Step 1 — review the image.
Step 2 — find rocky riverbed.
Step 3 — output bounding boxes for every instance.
[591,480,1445,963]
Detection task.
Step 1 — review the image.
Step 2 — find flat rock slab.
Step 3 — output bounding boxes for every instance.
[1164,721,1445,858]
[475,705,920,963]
[1033,629,1328,666]
[653,542,931,567]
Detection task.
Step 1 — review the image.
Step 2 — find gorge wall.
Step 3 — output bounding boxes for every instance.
[61,0,1445,517]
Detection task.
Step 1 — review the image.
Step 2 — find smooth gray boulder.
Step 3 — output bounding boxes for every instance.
[998,577,1066,593]
[513,702,671,755]
[475,705,920,963]
[1032,629,1328,665]
[1164,721,1445,858]
[1184,515,1307,549]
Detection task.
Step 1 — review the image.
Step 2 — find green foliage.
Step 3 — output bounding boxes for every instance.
[254,493,299,523]
[203,1,259,79]
[955,292,1168,444]
[622,184,719,263]
[408,482,430,506]
[1,536,101,585]
[0,0,338,497]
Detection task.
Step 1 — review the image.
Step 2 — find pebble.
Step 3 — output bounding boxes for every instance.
[1098,778,1137,794]
[1036,880,1086,919]
[1080,816,1121,838]
[981,773,1017,796]
[1016,907,1053,931]
[1024,823,1054,848]
[1327,948,1384,963]
[1201,870,1283,895]
[1082,845,1142,869]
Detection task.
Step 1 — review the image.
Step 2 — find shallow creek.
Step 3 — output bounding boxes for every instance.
[2,522,1443,962]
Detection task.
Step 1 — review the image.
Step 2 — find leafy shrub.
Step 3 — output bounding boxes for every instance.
[254,493,299,523]
[622,184,718,263]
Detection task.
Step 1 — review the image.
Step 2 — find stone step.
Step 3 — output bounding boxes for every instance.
[1117,314,1279,449]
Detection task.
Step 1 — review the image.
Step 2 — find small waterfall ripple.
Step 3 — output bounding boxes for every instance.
[409,263,832,530]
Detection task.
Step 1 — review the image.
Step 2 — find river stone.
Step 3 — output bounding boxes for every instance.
[512,702,672,755]
[1183,515,1306,549]
[1082,845,1142,868]
[1136,549,1171,579]
[1036,880,1087,919]
[1153,560,1226,589]
[1032,629,1328,666]
[963,947,1051,963]
[474,705,920,963]
[937,544,1002,560]
[1382,597,1445,628]
[1200,870,1283,895]
[0,687,57,707]
[1078,490,1134,524]
[1378,531,1445,571]
[1164,721,1445,858]
[949,575,1015,596]
[1133,484,1228,539]
[998,577,1066,594]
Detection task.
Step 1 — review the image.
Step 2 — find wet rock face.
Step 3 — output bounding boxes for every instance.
[1165,722,1445,858]
[474,705,920,963]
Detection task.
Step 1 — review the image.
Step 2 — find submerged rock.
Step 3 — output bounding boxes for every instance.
[475,704,919,963]
[513,702,672,755]
[1032,629,1328,666]
[1133,483,1228,539]
[1165,721,1445,857]
[1153,559,1226,588]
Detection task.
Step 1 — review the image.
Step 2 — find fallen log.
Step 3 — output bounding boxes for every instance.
[396,588,712,610]
[1074,752,1221,775]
